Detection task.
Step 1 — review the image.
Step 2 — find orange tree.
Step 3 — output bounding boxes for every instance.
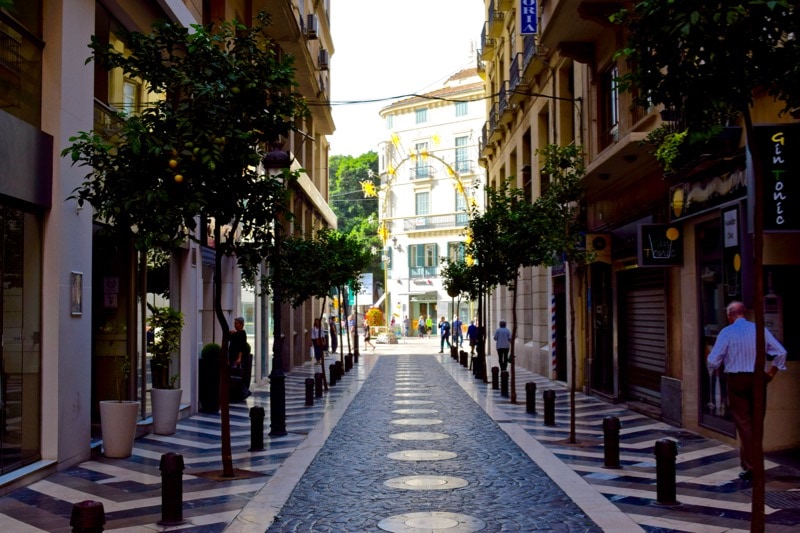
[63,12,307,477]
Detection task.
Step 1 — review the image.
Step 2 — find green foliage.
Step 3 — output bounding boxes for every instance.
[147,304,184,389]
[441,259,480,302]
[200,343,221,360]
[614,0,800,131]
[650,129,688,173]
[113,357,131,402]
[329,153,379,237]
[278,228,373,308]
[535,144,589,266]
[63,11,307,284]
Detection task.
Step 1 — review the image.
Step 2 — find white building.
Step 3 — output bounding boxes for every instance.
[377,68,486,336]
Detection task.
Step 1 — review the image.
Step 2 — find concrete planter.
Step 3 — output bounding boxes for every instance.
[99,401,140,458]
[150,388,182,435]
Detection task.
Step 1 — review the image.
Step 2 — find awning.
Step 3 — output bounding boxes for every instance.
[371,293,386,308]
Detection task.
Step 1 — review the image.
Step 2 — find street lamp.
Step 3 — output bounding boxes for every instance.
[264,145,291,437]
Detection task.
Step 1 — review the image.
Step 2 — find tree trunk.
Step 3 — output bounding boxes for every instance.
[743,109,766,533]
[567,261,579,445]
[510,275,518,403]
[213,224,234,477]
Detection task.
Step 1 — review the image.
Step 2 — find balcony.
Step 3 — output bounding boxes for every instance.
[488,102,503,142]
[498,81,515,124]
[410,266,438,279]
[509,53,532,104]
[521,34,547,79]
[404,213,469,232]
[410,165,436,180]
[539,0,621,56]
[480,23,496,60]
[488,0,505,38]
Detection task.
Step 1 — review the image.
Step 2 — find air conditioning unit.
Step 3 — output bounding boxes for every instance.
[586,233,612,264]
[318,49,329,70]
[306,14,318,39]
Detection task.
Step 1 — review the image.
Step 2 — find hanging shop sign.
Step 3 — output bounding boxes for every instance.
[520,0,538,34]
[754,124,800,232]
[637,224,683,267]
[669,168,746,222]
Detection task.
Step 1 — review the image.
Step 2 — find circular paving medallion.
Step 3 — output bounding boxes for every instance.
[391,418,442,426]
[392,408,438,415]
[393,400,435,405]
[387,450,457,461]
[378,512,486,532]
[384,475,469,491]
[390,431,449,441]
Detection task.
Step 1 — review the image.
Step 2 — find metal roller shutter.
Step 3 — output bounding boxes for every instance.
[619,269,667,406]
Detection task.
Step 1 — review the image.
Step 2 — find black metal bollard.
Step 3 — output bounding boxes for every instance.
[491,367,499,390]
[314,372,323,397]
[329,364,337,386]
[543,390,556,426]
[335,360,344,380]
[655,438,679,506]
[70,500,105,533]
[345,354,353,371]
[526,382,537,414]
[603,416,622,469]
[305,378,314,406]
[460,351,468,367]
[158,452,186,526]
[249,406,265,451]
[500,371,509,397]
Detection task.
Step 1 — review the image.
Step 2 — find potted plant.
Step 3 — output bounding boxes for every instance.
[147,304,184,435]
[99,357,140,458]
[198,343,221,414]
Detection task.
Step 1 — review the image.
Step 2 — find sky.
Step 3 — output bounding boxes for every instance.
[327,1,486,157]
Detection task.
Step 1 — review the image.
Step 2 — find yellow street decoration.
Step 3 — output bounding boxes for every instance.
[455,180,464,194]
[378,224,389,243]
[391,133,401,148]
[388,166,396,176]
[361,180,378,198]
[432,134,441,145]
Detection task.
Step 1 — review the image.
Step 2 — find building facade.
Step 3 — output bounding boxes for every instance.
[0,0,334,490]
[377,68,486,337]
[479,0,799,452]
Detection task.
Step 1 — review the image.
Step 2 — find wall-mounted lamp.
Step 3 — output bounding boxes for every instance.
[392,236,397,246]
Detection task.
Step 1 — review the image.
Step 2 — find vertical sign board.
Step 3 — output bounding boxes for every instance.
[520,0,538,34]
[356,272,373,306]
[755,123,800,231]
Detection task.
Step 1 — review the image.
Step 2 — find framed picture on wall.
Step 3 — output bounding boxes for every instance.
[71,272,83,316]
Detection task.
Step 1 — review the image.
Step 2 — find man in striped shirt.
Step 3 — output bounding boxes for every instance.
[707,301,787,481]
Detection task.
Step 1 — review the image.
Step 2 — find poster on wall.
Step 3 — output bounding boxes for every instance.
[754,123,800,231]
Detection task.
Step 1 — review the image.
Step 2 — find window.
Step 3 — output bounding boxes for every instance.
[122,79,141,115]
[414,142,430,179]
[415,108,427,124]
[600,64,619,149]
[455,101,468,117]
[447,241,466,262]
[409,243,439,278]
[415,192,430,215]
[386,114,394,129]
[455,136,469,173]
[455,189,468,225]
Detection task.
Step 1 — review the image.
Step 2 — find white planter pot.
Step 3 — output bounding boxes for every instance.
[150,388,182,435]
[99,401,140,458]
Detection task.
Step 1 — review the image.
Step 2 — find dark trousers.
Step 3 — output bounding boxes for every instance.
[727,372,766,472]
[497,348,510,371]
[440,334,451,352]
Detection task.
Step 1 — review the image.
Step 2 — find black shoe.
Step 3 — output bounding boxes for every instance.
[738,470,753,481]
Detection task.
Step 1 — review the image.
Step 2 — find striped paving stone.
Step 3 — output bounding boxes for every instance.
[454,357,800,532]
[0,358,367,532]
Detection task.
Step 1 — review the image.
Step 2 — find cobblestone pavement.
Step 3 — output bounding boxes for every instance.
[0,336,799,531]
[266,354,600,532]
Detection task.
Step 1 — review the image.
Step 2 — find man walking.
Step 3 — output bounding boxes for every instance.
[493,320,512,371]
[438,316,451,353]
[706,300,786,481]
